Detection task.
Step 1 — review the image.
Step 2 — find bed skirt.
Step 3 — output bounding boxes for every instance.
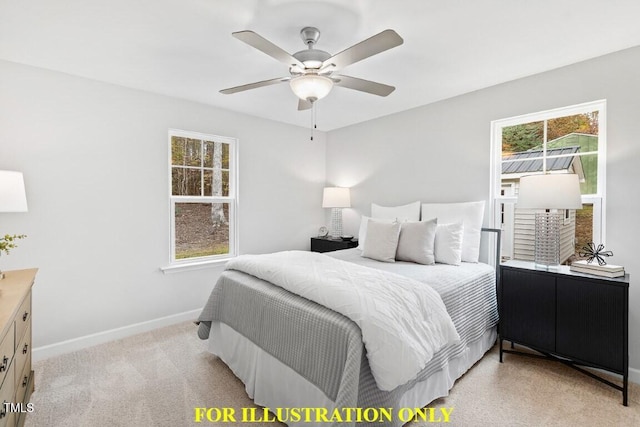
[207,321,497,427]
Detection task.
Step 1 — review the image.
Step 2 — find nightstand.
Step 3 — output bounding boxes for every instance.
[310,237,358,253]
[499,260,629,405]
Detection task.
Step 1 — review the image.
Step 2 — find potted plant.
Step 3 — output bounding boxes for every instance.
[0,234,26,279]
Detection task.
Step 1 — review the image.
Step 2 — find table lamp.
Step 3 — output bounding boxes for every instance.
[517,173,582,268]
[322,187,350,239]
[0,171,28,213]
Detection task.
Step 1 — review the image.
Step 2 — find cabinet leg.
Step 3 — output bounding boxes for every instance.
[499,338,503,363]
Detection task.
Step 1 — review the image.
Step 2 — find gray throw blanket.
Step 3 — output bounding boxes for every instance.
[198,270,363,405]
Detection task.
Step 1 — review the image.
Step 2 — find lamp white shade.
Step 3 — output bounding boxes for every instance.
[517,174,582,210]
[0,170,28,212]
[290,75,334,102]
[322,187,351,208]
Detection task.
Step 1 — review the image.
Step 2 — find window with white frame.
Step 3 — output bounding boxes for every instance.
[490,100,606,263]
[169,129,237,263]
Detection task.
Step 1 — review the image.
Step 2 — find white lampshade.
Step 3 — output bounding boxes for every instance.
[0,170,28,212]
[290,74,334,102]
[322,187,351,208]
[517,174,582,210]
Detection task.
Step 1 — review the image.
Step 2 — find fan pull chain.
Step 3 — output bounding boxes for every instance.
[310,101,317,141]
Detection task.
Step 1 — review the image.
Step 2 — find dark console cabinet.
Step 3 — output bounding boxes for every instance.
[499,261,629,405]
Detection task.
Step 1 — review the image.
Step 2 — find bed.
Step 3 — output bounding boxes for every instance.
[197,222,499,427]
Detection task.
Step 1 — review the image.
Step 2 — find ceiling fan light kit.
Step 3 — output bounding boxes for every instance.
[290,74,334,102]
[221,26,403,109]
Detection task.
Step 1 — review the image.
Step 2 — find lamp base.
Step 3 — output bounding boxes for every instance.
[329,207,343,239]
[534,211,562,269]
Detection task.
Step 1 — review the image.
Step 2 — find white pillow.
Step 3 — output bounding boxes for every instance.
[421,201,485,263]
[396,218,437,265]
[434,223,464,266]
[357,215,394,249]
[371,201,421,222]
[362,220,401,263]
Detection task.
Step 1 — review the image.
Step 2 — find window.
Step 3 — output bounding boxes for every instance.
[169,129,237,264]
[490,100,606,263]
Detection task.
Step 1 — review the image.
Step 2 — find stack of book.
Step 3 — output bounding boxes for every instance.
[570,259,625,278]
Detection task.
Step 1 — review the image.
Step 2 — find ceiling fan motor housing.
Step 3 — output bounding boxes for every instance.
[292,49,331,70]
[292,27,331,70]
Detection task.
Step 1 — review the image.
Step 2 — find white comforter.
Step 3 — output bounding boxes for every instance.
[225,250,460,391]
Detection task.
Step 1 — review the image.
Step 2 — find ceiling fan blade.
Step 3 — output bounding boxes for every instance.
[220,77,290,95]
[322,29,403,71]
[298,99,313,110]
[233,30,305,68]
[333,75,395,97]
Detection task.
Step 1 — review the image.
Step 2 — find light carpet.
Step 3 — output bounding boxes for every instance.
[24,321,639,426]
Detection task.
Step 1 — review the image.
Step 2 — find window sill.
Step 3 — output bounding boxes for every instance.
[160,258,229,274]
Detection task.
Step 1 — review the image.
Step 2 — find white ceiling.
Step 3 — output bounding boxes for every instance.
[1,0,639,131]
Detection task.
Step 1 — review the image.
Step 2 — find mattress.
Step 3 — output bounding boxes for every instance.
[198,248,498,426]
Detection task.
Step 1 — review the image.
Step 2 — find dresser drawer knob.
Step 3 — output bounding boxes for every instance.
[22,343,29,354]
[0,356,7,372]
[23,311,29,321]
[22,375,28,387]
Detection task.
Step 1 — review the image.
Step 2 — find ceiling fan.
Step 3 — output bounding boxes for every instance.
[220,27,403,110]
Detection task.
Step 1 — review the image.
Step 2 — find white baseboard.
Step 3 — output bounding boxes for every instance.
[630,366,640,385]
[32,309,201,362]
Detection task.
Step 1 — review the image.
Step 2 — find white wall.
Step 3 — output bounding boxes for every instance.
[0,60,326,351]
[326,46,640,377]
